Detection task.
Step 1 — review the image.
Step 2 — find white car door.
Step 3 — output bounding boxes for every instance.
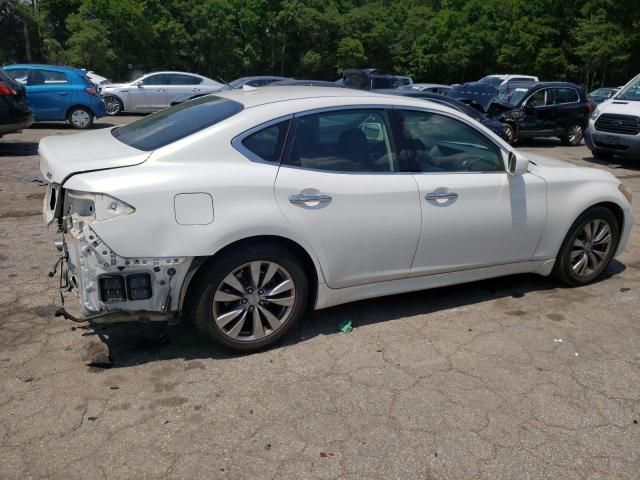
[129,73,168,110]
[273,108,422,289]
[163,73,203,106]
[392,108,547,276]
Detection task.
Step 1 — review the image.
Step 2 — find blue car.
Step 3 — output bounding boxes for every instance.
[2,64,106,129]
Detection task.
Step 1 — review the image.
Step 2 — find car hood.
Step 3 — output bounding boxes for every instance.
[100,83,131,92]
[524,152,577,168]
[39,128,151,184]
[596,99,640,116]
[524,152,618,182]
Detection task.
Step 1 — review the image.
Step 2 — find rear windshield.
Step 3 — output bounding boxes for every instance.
[112,96,244,150]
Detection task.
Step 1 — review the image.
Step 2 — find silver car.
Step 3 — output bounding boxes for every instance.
[100,71,223,115]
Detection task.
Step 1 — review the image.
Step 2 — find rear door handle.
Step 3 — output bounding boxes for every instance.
[289,193,332,205]
[425,191,458,201]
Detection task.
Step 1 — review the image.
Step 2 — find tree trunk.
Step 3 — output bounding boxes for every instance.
[23,19,32,61]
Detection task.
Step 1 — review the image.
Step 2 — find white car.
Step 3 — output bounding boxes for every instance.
[99,71,223,115]
[585,73,640,160]
[40,88,633,352]
[479,74,539,87]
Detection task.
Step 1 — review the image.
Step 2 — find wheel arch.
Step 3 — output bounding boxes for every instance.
[179,235,322,316]
[102,93,125,112]
[65,103,96,119]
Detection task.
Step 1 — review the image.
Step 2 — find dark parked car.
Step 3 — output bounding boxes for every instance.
[0,68,33,137]
[587,87,619,104]
[373,89,508,140]
[491,82,593,145]
[343,68,413,90]
[268,79,345,88]
[448,82,498,111]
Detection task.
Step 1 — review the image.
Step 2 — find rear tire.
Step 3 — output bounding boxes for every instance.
[561,122,584,146]
[552,206,619,286]
[67,106,94,129]
[190,243,308,353]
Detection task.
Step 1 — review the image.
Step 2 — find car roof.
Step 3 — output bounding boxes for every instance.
[140,71,206,77]
[211,86,465,117]
[527,81,581,89]
[4,63,85,74]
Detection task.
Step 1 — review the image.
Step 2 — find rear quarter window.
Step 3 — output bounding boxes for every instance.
[112,96,243,151]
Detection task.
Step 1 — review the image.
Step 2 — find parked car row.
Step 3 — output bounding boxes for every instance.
[1,63,638,162]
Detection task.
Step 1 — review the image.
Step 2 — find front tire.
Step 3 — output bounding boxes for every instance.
[561,122,584,146]
[552,206,619,286]
[502,123,517,145]
[103,95,123,116]
[190,243,308,353]
[67,106,94,129]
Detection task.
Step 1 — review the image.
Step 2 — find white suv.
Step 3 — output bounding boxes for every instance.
[585,73,640,160]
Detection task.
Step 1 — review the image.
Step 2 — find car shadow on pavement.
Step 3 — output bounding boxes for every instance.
[515,138,565,148]
[88,260,626,369]
[581,155,640,171]
[0,141,38,156]
[29,121,117,130]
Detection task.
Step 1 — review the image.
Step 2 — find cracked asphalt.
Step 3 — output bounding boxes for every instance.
[1,117,639,480]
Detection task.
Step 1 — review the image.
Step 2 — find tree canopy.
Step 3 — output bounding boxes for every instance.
[1,0,638,88]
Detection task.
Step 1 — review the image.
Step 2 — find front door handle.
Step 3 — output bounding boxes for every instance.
[289,193,332,205]
[425,191,459,201]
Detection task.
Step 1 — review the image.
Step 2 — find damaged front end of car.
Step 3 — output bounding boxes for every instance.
[45,185,194,324]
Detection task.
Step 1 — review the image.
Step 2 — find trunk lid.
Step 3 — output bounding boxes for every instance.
[39,127,151,184]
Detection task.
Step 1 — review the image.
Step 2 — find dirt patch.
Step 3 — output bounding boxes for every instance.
[0,210,41,219]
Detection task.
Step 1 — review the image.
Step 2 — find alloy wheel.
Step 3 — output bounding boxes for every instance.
[212,261,296,342]
[70,109,91,128]
[104,96,121,115]
[502,124,514,143]
[570,219,612,277]
[567,124,583,145]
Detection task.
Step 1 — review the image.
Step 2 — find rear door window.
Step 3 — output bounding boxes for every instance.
[112,96,243,151]
[554,88,579,104]
[284,109,397,172]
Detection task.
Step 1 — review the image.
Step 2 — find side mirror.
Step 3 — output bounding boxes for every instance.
[523,102,534,112]
[507,151,529,175]
[134,81,143,87]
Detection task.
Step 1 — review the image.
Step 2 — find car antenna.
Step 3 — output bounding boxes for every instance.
[213,75,233,89]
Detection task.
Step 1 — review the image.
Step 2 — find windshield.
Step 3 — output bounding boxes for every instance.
[615,74,640,101]
[589,88,613,97]
[478,76,503,87]
[498,86,530,105]
[112,95,243,151]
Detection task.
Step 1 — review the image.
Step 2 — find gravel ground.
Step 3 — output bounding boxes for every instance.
[0,117,639,480]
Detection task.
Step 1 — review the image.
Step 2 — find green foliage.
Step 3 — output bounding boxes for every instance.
[2,0,639,88]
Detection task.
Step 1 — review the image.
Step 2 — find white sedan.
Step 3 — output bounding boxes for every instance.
[99,71,223,115]
[40,87,633,352]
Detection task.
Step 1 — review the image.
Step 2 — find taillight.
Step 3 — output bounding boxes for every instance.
[85,87,97,96]
[586,102,594,112]
[0,84,17,96]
